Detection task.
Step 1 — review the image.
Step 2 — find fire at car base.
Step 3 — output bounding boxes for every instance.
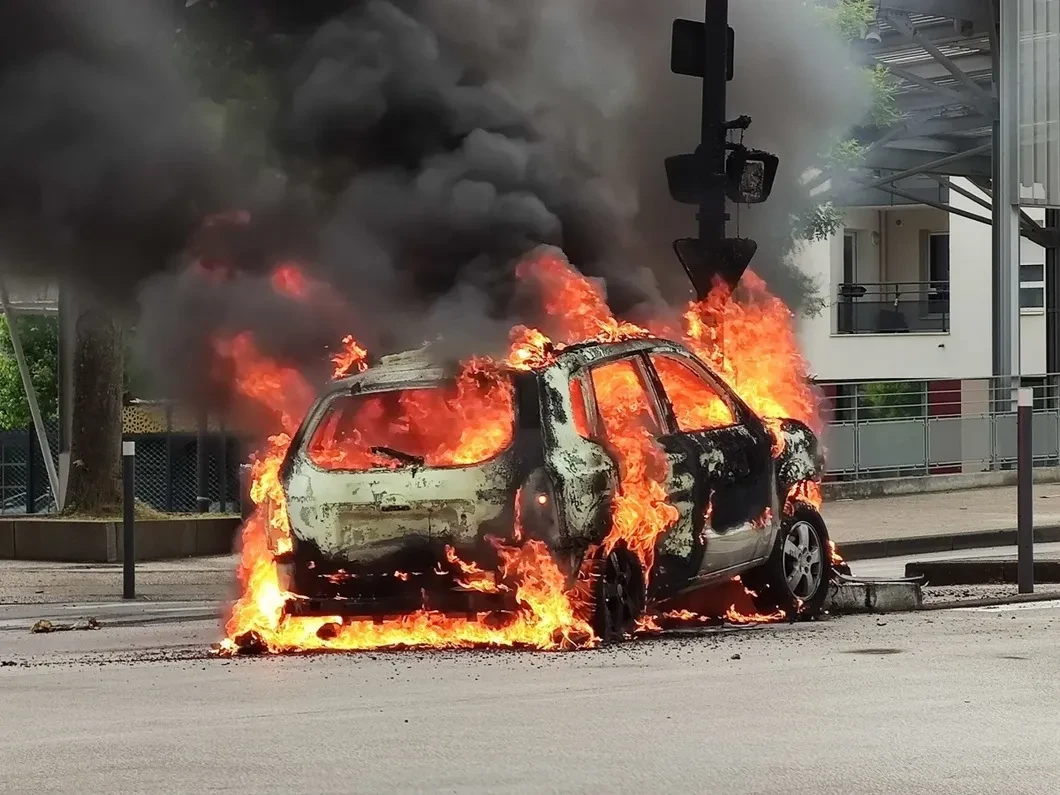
[215,248,838,656]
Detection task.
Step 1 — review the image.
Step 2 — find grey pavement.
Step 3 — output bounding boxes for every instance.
[823,481,1060,543]
[2,603,1060,794]
[0,555,237,605]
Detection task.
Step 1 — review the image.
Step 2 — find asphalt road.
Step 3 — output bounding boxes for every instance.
[2,601,1060,795]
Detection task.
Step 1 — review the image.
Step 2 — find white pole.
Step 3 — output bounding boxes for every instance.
[0,279,62,511]
[1000,0,1023,407]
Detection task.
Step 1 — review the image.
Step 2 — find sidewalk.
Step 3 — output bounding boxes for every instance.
[2,483,1058,604]
[0,556,237,606]
[824,482,1060,558]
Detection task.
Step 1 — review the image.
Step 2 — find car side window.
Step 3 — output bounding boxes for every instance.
[588,357,663,441]
[569,374,594,439]
[650,354,736,433]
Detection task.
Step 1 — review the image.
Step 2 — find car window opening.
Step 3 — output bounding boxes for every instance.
[651,354,735,432]
[307,377,515,471]
[589,358,663,441]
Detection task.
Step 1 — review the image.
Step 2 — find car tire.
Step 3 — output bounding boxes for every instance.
[591,542,645,643]
[746,505,831,620]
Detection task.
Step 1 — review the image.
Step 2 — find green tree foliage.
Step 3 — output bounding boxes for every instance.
[0,315,58,429]
[791,2,902,246]
[858,381,926,420]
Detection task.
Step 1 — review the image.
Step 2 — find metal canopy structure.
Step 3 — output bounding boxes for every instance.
[829,0,1059,249]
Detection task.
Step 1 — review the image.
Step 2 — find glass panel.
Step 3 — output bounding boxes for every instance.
[1020,286,1045,308]
[843,232,857,283]
[929,233,950,286]
[1020,263,1045,283]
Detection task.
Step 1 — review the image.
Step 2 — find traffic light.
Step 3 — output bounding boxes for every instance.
[670,19,734,81]
[665,6,780,297]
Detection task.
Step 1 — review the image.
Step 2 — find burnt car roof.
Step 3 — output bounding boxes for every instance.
[330,337,701,394]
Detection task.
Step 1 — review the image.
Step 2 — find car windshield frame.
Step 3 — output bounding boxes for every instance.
[297,376,519,474]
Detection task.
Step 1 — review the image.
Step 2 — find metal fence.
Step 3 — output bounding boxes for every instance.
[836,281,950,334]
[6,375,1058,506]
[820,375,1060,480]
[0,418,244,515]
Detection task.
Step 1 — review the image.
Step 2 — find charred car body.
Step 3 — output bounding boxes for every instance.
[272,338,831,640]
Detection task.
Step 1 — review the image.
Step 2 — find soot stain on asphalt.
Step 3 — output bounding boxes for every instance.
[844,648,905,656]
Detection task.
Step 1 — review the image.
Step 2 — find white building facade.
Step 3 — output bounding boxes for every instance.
[794,179,1055,478]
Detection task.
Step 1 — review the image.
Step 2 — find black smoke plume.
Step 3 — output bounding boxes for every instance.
[0,0,866,407]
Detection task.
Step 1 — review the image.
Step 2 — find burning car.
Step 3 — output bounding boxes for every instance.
[271,335,829,642]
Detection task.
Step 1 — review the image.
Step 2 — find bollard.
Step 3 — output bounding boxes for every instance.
[1017,387,1034,594]
[123,440,136,600]
[195,413,210,513]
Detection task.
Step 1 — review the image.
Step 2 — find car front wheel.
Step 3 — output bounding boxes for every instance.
[746,505,831,620]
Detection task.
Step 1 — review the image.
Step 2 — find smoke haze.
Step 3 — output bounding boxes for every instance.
[0,0,868,403]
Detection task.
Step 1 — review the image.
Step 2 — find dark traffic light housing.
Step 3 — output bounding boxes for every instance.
[673,237,758,295]
[667,12,780,298]
[724,144,779,204]
[671,18,734,80]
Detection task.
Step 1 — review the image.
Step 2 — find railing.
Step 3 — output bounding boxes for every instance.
[836,281,950,334]
[819,374,1060,480]
[0,417,244,515]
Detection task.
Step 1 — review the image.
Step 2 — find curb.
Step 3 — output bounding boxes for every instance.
[922,592,1060,611]
[826,579,922,614]
[837,524,1060,561]
[905,558,1060,586]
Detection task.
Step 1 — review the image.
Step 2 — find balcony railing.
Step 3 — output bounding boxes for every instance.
[836,281,950,334]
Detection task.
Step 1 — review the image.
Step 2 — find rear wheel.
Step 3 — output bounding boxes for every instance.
[591,543,645,643]
[746,506,830,620]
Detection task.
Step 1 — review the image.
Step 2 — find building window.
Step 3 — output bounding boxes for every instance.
[1020,262,1046,312]
[928,233,950,284]
[843,231,858,284]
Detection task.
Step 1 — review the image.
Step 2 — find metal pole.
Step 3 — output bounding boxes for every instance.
[164,403,174,512]
[698,0,728,245]
[123,440,136,600]
[57,282,74,512]
[195,405,209,513]
[0,280,61,508]
[25,424,35,515]
[997,0,1022,407]
[218,413,227,514]
[1017,387,1034,594]
[1047,208,1060,373]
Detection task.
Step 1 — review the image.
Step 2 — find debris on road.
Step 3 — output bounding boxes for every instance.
[30,618,102,634]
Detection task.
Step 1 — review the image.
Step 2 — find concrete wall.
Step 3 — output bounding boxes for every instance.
[0,517,240,562]
[797,198,993,381]
[798,179,1051,382]
[944,181,1050,376]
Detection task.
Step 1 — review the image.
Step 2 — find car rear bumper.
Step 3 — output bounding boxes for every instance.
[283,587,515,619]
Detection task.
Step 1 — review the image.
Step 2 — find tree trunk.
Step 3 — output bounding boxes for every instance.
[64,305,123,514]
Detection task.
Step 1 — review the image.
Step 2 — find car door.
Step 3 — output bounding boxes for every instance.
[578,353,698,590]
[646,352,774,578]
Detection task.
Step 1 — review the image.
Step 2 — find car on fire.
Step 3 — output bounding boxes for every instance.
[270,337,832,641]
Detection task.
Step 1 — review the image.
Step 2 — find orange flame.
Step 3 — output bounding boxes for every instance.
[331,335,369,380]
[271,263,309,300]
[665,272,819,432]
[219,248,821,654]
[785,480,823,515]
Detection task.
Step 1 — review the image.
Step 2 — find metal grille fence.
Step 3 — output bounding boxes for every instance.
[818,374,1060,480]
[0,420,244,515]
[6,375,1060,510]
